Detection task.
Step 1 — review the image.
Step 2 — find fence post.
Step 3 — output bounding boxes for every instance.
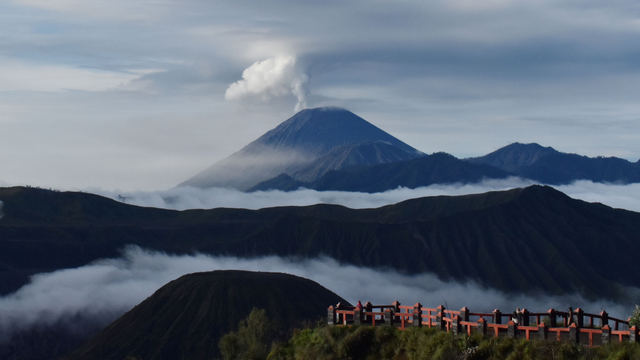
[508,320,516,338]
[413,303,423,328]
[364,302,373,323]
[436,305,446,330]
[354,307,362,325]
[602,324,611,344]
[453,315,462,335]
[575,308,584,327]
[569,323,579,344]
[630,326,638,343]
[538,322,548,340]
[460,307,469,322]
[493,309,502,324]
[384,307,394,327]
[600,311,609,328]
[328,306,336,325]
[477,317,487,336]
[548,309,557,327]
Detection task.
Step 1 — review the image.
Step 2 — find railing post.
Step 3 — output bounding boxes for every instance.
[602,324,611,344]
[354,307,362,325]
[522,308,530,326]
[493,309,502,324]
[477,317,487,336]
[538,322,548,340]
[548,309,557,327]
[575,308,584,327]
[508,320,516,338]
[630,326,638,343]
[413,303,423,327]
[436,305,446,330]
[460,307,469,322]
[328,306,336,325]
[569,323,579,344]
[453,315,462,335]
[600,311,609,328]
[384,307,394,327]
[364,302,373,323]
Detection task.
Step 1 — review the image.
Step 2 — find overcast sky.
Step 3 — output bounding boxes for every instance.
[2,0,640,191]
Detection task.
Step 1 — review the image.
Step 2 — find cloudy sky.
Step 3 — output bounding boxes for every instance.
[2,0,640,191]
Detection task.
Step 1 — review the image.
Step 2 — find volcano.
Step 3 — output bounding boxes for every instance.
[178,107,423,191]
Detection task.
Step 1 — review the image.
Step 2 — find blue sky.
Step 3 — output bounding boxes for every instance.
[2,0,640,191]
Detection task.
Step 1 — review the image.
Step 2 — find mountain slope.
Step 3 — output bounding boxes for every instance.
[63,271,348,360]
[250,152,511,192]
[179,107,422,191]
[2,186,640,301]
[467,142,640,184]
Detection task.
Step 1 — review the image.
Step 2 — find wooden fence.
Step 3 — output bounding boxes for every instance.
[327,301,638,347]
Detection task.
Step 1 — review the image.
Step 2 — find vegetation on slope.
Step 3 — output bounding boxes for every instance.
[223,311,640,360]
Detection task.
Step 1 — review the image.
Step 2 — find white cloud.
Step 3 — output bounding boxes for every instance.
[92,178,640,213]
[0,246,635,343]
[0,57,161,92]
[225,56,309,111]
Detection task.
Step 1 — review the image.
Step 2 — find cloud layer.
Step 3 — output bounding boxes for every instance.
[91,179,640,213]
[1,246,635,343]
[225,56,309,111]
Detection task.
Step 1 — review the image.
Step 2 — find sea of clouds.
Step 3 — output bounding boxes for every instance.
[2,179,640,342]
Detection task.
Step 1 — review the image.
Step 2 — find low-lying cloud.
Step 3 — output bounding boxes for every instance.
[94,178,640,213]
[225,55,309,111]
[0,246,636,343]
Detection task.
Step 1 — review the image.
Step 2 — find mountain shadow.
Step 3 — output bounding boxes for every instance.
[63,271,349,360]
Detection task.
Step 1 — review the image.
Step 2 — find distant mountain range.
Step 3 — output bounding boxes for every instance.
[1,185,639,301]
[63,271,347,360]
[180,107,640,192]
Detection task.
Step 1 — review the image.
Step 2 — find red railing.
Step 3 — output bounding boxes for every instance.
[327,302,638,347]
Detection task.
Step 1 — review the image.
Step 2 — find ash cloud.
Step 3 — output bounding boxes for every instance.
[225,55,309,112]
[0,246,636,343]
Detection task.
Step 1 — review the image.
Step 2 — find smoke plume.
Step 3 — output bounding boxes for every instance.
[225,55,308,111]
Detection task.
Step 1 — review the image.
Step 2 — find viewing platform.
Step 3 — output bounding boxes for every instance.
[328,302,638,347]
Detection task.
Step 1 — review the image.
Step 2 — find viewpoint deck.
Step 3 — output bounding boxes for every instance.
[328,302,638,347]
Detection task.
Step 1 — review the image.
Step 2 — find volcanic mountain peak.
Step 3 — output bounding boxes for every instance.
[179,107,422,191]
[466,142,558,172]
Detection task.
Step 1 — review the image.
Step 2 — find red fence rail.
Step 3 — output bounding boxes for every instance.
[327,302,638,347]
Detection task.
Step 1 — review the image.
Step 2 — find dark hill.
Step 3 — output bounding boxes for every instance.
[1,185,640,301]
[467,142,640,184]
[179,107,422,191]
[64,271,348,360]
[250,152,511,192]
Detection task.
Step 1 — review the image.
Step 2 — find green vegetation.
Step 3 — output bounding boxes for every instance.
[220,308,276,360]
[221,311,640,360]
[630,305,640,327]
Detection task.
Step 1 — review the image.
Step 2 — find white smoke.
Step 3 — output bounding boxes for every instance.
[225,55,309,111]
[93,178,640,213]
[0,246,635,342]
